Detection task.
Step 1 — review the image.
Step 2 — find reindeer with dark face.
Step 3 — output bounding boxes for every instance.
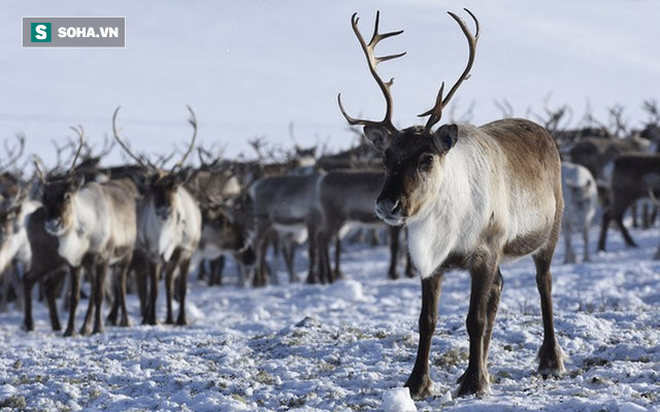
[339,10,564,398]
[192,200,256,285]
[317,169,412,282]
[248,172,324,285]
[22,205,70,332]
[40,127,138,336]
[113,106,202,326]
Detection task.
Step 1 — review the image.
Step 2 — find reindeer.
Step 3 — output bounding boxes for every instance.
[186,151,245,285]
[113,106,201,326]
[39,127,138,336]
[597,153,660,253]
[0,185,38,312]
[317,169,412,281]
[561,162,598,263]
[338,10,565,397]
[22,205,71,332]
[191,201,256,286]
[248,172,325,285]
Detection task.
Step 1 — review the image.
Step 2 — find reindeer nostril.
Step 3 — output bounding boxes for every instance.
[375,199,402,219]
[390,200,401,214]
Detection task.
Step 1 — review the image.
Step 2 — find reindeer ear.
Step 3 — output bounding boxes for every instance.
[363,125,392,152]
[432,124,458,152]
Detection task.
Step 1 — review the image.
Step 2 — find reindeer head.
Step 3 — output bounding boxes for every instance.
[42,173,85,235]
[38,126,86,235]
[113,106,197,222]
[338,10,478,225]
[202,203,255,265]
[0,187,25,245]
[149,170,190,220]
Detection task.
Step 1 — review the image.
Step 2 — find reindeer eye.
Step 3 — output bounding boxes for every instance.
[418,153,434,171]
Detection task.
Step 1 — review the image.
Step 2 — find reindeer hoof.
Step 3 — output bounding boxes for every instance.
[405,374,434,400]
[538,343,565,378]
[456,370,490,398]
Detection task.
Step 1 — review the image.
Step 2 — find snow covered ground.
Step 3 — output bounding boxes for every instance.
[1,1,660,411]
[1,223,659,411]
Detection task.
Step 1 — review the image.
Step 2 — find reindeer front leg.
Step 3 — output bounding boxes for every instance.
[176,255,192,326]
[91,259,110,334]
[405,272,442,399]
[164,252,181,325]
[63,266,83,337]
[143,261,161,325]
[458,254,499,397]
[45,267,68,332]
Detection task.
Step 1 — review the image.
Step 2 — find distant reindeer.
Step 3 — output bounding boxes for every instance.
[113,106,201,326]
[561,162,598,263]
[317,169,412,281]
[338,10,564,397]
[598,153,660,254]
[191,193,256,286]
[22,205,70,332]
[248,172,324,285]
[0,186,37,312]
[39,127,138,336]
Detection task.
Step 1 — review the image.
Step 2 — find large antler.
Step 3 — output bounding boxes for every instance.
[112,107,158,170]
[338,11,406,134]
[68,125,86,174]
[419,9,480,133]
[0,134,25,171]
[170,105,198,173]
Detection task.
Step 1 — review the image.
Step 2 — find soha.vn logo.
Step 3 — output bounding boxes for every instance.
[31,22,51,42]
[24,17,125,48]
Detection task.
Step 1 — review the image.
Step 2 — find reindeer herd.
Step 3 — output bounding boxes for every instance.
[1,8,660,400]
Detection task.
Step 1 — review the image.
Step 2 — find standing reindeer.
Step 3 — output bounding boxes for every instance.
[113,106,201,326]
[317,169,412,281]
[248,172,325,285]
[338,10,564,397]
[22,205,70,332]
[0,186,37,312]
[561,162,598,263]
[39,127,138,336]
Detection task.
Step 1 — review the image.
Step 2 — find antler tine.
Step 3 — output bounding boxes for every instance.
[170,105,198,173]
[420,8,480,133]
[112,106,156,170]
[32,155,47,184]
[338,11,406,133]
[98,134,116,159]
[419,82,445,134]
[68,125,85,174]
[0,134,26,171]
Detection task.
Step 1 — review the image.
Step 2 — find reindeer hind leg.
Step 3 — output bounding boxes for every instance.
[532,246,565,377]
